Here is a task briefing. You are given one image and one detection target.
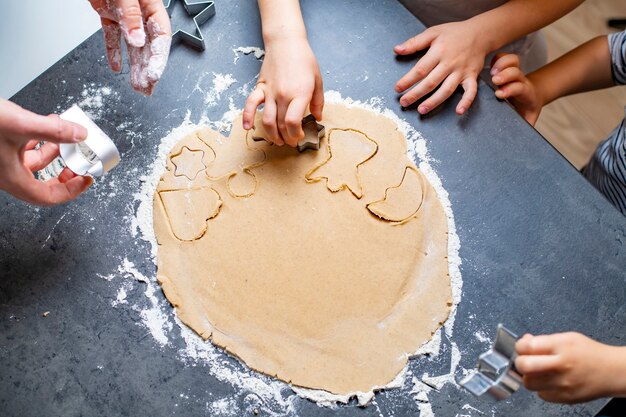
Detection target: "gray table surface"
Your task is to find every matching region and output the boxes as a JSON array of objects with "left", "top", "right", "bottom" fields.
[{"left": 2, "top": 0, "right": 625, "bottom": 416}]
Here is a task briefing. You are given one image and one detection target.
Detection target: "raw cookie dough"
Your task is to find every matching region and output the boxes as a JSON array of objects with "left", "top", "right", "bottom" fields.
[{"left": 153, "top": 103, "right": 452, "bottom": 396}]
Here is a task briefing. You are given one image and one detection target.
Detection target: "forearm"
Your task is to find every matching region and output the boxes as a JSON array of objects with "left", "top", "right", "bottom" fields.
[
  {"left": 601, "top": 346, "right": 626, "bottom": 397},
  {"left": 258, "top": 0, "right": 307, "bottom": 43},
  {"left": 528, "top": 36, "right": 613, "bottom": 106},
  {"left": 470, "top": 0, "right": 583, "bottom": 53}
]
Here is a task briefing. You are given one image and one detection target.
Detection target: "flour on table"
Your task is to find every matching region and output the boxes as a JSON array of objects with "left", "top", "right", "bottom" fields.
[
  {"left": 77, "top": 83, "right": 118, "bottom": 120},
  {"left": 232, "top": 46, "right": 265, "bottom": 64},
  {"left": 116, "top": 92, "right": 464, "bottom": 415},
  {"left": 205, "top": 73, "right": 237, "bottom": 106}
]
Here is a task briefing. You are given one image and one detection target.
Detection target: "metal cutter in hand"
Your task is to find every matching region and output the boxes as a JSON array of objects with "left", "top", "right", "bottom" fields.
[{"left": 459, "top": 324, "right": 523, "bottom": 400}]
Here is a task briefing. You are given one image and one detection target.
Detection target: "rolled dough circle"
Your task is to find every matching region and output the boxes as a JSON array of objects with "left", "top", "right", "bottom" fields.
[{"left": 153, "top": 103, "right": 452, "bottom": 395}]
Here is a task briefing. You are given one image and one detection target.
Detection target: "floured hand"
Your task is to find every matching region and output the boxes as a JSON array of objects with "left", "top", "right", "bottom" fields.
[{"left": 89, "top": 0, "right": 172, "bottom": 95}]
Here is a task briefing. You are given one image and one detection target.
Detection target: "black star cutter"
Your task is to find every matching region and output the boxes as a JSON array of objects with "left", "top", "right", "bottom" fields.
[{"left": 165, "top": 0, "right": 216, "bottom": 51}]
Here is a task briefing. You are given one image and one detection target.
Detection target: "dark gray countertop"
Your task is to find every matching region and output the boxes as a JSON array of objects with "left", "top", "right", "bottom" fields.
[{"left": 2, "top": 0, "right": 625, "bottom": 416}]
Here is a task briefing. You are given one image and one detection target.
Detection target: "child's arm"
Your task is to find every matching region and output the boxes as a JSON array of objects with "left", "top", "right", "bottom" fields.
[
  {"left": 515, "top": 332, "right": 626, "bottom": 403},
  {"left": 490, "top": 36, "right": 613, "bottom": 125},
  {"left": 394, "top": 0, "right": 583, "bottom": 116},
  {"left": 242, "top": 0, "right": 323, "bottom": 147}
]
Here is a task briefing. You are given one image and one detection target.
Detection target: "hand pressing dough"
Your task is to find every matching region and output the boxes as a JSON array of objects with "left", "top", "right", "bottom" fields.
[{"left": 153, "top": 103, "right": 452, "bottom": 396}]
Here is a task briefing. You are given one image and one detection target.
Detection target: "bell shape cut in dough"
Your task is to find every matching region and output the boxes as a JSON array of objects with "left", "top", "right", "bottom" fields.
[
  {"left": 306, "top": 128, "right": 377, "bottom": 199},
  {"left": 154, "top": 103, "right": 452, "bottom": 397},
  {"left": 158, "top": 187, "right": 222, "bottom": 241},
  {"left": 367, "top": 167, "right": 425, "bottom": 223}
]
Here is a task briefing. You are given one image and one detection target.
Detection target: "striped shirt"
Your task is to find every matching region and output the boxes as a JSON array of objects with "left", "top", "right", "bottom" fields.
[{"left": 583, "top": 30, "right": 626, "bottom": 215}]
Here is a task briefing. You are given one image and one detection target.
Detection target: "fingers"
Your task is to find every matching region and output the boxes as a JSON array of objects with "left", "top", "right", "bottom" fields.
[
  {"left": 491, "top": 53, "right": 520, "bottom": 76},
  {"left": 400, "top": 64, "right": 448, "bottom": 108},
  {"left": 23, "top": 142, "right": 60, "bottom": 172},
  {"left": 143, "top": 1, "right": 172, "bottom": 86},
  {"left": 394, "top": 30, "right": 437, "bottom": 55},
  {"left": 310, "top": 75, "right": 324, "bottom": 121},
  {"left": 395, "top": 51, "right": 439, "bottom": 93},
  {"left": 140, "top": 0, "right": 171, "bottom": 37},
  {"left": 143, "top": 20, "right": 171, "bottom": 92},
  {"left": 102, "top": 18, "right": 123, "bottom": 73},
  {"left": 516, "top": 355, "right": 562, "bottom": 375},
  {"left": 9, "top": 169, "right": 92, "bottom": 207},
  {"left": 117, "top": 0, "right": 146, "bottom": 47},
  {"left": 456, "top": 78, "right": 477, "bottom": 115},
  {"left": 18, "top": 114, "right": 87, "bottom": 145},
  {"left": 284, "top": 97, "right": 309, "bottom": 144},
  {"left": 276, "top": 102, "right": 291, "bottom": 146},
  {"left": 125, "top": 1, "right": 172, "bottom": 96},
  {"left": 516, "top": 334, "right": 557, "bottom": 355},
  {"left": 243, "top": 87, "right": 266, "bottom": 130},
  {"left": 495, "top": 81, "right": 528, "bottom": 100},
  {"left": 261, "top": 99, "right": 284, "bottom": 146},
  {"left": 492, "top": 67, "right": 525, "bottom": 87},
  {"left": 418, "top": 73, "right": 461, "bottom": 114},
  {"left": 57, "top": 167, "right": 79, "bottom": 184},
  {"left": 523, "top": 374, "right": 561, "bottom": 392}
]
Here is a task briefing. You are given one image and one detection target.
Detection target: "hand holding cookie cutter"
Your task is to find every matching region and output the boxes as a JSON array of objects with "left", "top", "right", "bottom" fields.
[
  {"left": 252, "top": 114, "right": 325, "bottom": 152},
  {"left": 459, "top": 324, "right": 523, "bottom": 400},
  {"left": 58, "top": 105, "right": 120, "bottom": 177}
]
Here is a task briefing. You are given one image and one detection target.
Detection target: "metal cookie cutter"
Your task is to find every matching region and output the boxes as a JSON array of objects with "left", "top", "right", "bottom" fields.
[
  {"left": 58, "top": 105, "right": 120, "bottom": 177},
  {"left": 459, "top": 324, "right": 523, "bottom": 401},
  {"left": 298, "top": 114, "right": 325, "bottom": 152},
  {"left": 165, "top": 0, "right": 216, "bottom": 51},
  {"left": 252, "top": 114, "right": 326, "bottom": 153}
]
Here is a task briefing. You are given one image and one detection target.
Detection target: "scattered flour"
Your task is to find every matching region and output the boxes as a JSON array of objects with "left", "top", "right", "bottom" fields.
[
  {"left": 121, "top": 91, "right": 463, "bottom": 414},
  {"left": 116, "top": 258, "right": 172, "bottom": 346},
  {"left": 232, "top": 46, "right": 265, "bottom": 64},
  {"left": 77, "top": 84, "right": 118, "bottom": 120},
  {"left": 462, "top": 403, "right": 485, "bottom": 414},
  {"left": 475, "top": 330, "right": 490, "bottom": 344},
  {"left": 111, "top": 286, "right": 128, "bottom": 307},
  {"left": 205, "top": 73, "right": 237, "bottom": 106}
]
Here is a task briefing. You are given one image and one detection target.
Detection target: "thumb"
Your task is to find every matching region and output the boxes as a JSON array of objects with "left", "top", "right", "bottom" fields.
[{"left": 117, "top": 0, "right": 146, "bottom": 47}]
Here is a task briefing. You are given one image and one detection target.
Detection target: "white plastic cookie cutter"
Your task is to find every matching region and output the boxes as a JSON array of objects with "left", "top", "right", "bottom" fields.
[{"left": 58, "top": 105, "right": 120, "bottom": 177}]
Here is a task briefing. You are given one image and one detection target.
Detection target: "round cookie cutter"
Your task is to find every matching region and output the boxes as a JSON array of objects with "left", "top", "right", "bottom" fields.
[{"left": 58, "top": 105, "right": 120, "bottom": 177}]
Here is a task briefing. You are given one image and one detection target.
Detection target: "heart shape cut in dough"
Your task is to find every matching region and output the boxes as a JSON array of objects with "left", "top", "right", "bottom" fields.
[{"left": 153, "top": 104, "right": 452, "bottom": 396}]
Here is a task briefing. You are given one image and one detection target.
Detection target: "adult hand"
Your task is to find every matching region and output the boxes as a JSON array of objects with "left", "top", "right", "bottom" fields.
[
  {"left": 0, "top": 99, "right": 93, "bottom": 206},
  {"left": 394, "top": 20, "right": 488, "bottom": 115},
  {"left": 89, "top": 0, "right": 172, "bottom": 95},
  {"left": 516, "top": 332, "right": 626, "bottom": 403},
  {"left": 242, "top": 36, "right": 323, "bottom": 147}
]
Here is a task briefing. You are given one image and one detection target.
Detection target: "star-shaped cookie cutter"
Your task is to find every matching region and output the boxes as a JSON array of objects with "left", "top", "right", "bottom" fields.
[
  {"left": 298, "top": 114, "right": 325, "bottom": 152},
  {"left": 251, "top": 114, "right": 326, "bottom": 153},
  {"left": 165, "top": 0, "right": 216, "bottom": 51}
]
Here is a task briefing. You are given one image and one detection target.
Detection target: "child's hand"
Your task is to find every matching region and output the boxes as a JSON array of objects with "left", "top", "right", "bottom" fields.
[
  {"left": 515, "top": 332, "right": 626, "bottom": 404},
  {"left": 0, "top": 100, "right": 93, "bottom": 206},
  {"left": 490, "top": 53, "right": 543, "bottom": 125},
  {"left": 243, "top": 36, "right": 323, "bottom": 147},
  {"left": 394, "top": 21, "right": 487, "bottom": 116}
]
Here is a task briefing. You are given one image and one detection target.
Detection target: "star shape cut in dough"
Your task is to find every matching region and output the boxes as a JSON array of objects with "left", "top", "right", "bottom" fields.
[{"left": 171, "top": 147, "right": 207, "bottom": 180}]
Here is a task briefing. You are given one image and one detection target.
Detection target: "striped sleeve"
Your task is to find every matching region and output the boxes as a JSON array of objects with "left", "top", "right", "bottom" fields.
[{"left": 609, "top": 30, "right": 626, "bottom": 85}]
